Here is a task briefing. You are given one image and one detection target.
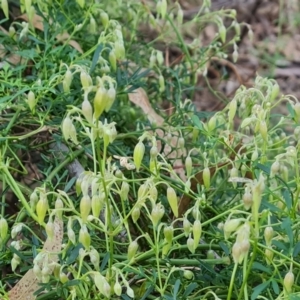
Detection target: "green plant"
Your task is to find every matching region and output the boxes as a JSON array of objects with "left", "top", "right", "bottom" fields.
[{"left": 1, "top": 0, "right": 300, "bottom": 300}]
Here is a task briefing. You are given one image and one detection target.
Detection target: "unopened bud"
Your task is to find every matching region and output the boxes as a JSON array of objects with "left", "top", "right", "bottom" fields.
[
  {"left": 127, "top": 240, "right": 138, "bottom": 261},
  {"left": 79, "top": 225, "right": 91, "bottom": 249},
  {"left": 187, "top": 236, "right": 195, "bottom": 254},
  {"left": 264, "top": 226, "right": 274, "bottom": 246},
  {"left": 193, "top": 220, "right": 202, "bottom": 249},
  {"left": 164, "top": 226, "right": 174, "bottom": 244},
  {"left": 80, "top": 195, "right": 91, "bottom": 223},
  {"left": 133, "top": 141, "right": 145, "bottom": 172},
  {"left": 203, "top": 167, "right": 211, "bottom": 189},
  {"left": 100, "top": 11, "right": 109, "bottom": 28},
  {"left": 183, "top": 218, "right": 191, "bottom": 237},
  {"left": 151, "top": 203, "right": 165, "bottom": 227},
  {"left": 167, "top": 187, "right": 178, "bottom": 217},
  {"left": 0, "top": 217, "right": 8, "bottom": 240},
  {"left": 27, "top": 90, "right": 37, "bottom": 112},
  {"left": 36, "top": 196, "right": 48, "bottom": 225},
  {"left": 132, "top": 207, "right": 141, "bottom": 223},
  {"left": 185, "top": 156, "right": 192, "bottom": 177},
  {"left": 283, "top": 271, "right": 294, "bottom": 294}
]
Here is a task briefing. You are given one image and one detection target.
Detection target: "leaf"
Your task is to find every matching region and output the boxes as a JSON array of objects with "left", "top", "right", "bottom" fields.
[
  {"left": 128, "top": 87, "right": 164, "bottom": 126},
  {"left": 271, "top": 279, "right": 280, "bottom": 295},
  {"left": 183, "top": 283, "right": 198, "bottom": 297},
  {"left": 251, "top": 281, "right": 270, "bottom": 300},
  {"left": 282, "top": 189, "right": 293, "bottom": 210},
  {"left": 9, "top": 217, "right": 64, "bottom": 300},
  {"left": 90, "top": 43, "right": 103, "bottom": 73},
  {"left": 17, "top": 14, "right": 83, "bottom": 53},
  {"left": 293, "top": 241, "right": 300, "bottom": 257},
  {"left": 252, "top": 261, "right": 272, "bottom": 274},
  {"left": 173, "top": 279, "right": 181, "bottom": 299}
]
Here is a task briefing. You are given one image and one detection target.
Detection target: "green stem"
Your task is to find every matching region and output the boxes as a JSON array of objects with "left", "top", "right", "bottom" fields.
[
  {"left": 227, "top": 262, "right": 238, "bottom": 300},
  {"left": 1, "top": 164, "right": 39, "bottom": 224}
]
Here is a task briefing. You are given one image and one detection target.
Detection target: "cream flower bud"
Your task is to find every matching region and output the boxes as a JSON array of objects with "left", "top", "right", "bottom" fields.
[
  {"left": 100, "top": 11, "right": 109, "bottom": 28},
  {"left": 94, "top": 86, "right": 107, "bottom": 119},
  {"left": 219, "top": 24, "right": 226, "bottom": 43},
  {"left": 55, "top": 198, "right": 64, "bottom": 219},
  {"left": 232, "top": 242, "right": 241, "bottom": 264},
  {"left": 178, "top": 137, "right": 185, "bottom": 150},
  {"left": 132, "top": 207, "right": 141, "bottom": 223},
  {"left": 0, "top": 217, "right": 8, "bottom": 240},
  {"left": 11, "top": 254, "right": 21, "bottom": 271},
  {"left": 265, "top": 248, "right": 273, "bottom": 265},
  {"left": 109, "top": 50, "right": 117, "bottom": 71},
  {"left": 27, "top": 90, "right": 37, "bottom": 112},
  {"left": 151, "top": 203, "right": 164, "bottom": 227},
  {"left": 114, "top": 281, "right": 122, "bottom": 296},
  {"left": 105, "top": 86, "right": 116, "bottom": 112},
  {"left": 60, "top": 272, "right": 68, "bottom": 284},
  {"left": 81, "top": 98, "right": 93, "bottom": 124},
  {"left": 185, "top": 156, "right": 192, "bottom": 177},
  {"left": 63, "top": 69, "right": 73, "bottom": 93},
  {"left": 67, "top": 227, "right": 76, "bottom": 245},
  {"left": 183, "top": 218, "right": 191, "bottom": 237},
  {"left": 89, "top": 248, "right": 100, "bottom": 269},
  {"left": 45, "top": 219, "right": 54, "bottom": 240},
  {"left": 156, "top": 50, "right": 164, "bottom": 65},
  {"left": 187, "top": 236, "right": 195, "bottom": 254},
  {"left": 224, "top": 218, "right": 242, "bottom": 240},
  {"left": 126, "top": 285, "right": 134, "bottom": 298},
  {"left": 11, "top": 224, "right": 23, "bottom": 239},
  {"left": 242, "top": 191, "right": 253, "bottom": 210},
  {"left": 36, "top": 195, "right": 48, "bottom": 225},
  {"left": 79, "top": 225, "right": 91, "bottom": 249},
  {"left": 33, "top": 263, "right": 42, "bottom": 278},
  {"left": 120, "top": 181, "right": 130, "bottom": 201},
  {"left": 283, "top": 271, "right": 294, "bottom": 294},
  {"left": 264, "top": 226, "right": 274, "bottom": 246},
  {"left": 80, "top": 71, "right": 92, "bottom": 89},
  {"left": 228, "top": 99, "right": 237, "bottom": 122},
  {"left": 164, "top": 226, "right": 174, "bottom": 244},
  {"left": 150, "top": 145, "right": 158, "bottom": 159},
  {"left": 89, "top": 16, "right": 96, "bottom": 34},
  {"left": 149, "top": 185, "right": 158, "bottom": 202},
  {"left": 114, "top": 41, "right": 125, "bottom": 59},
  {"left": 203, "top": 167, "right": 211, "bottom": 189},
  {"left": 167, "top": 187, "right": 178, "bottom": 217},
  {"left": 80, "top": 195, "right": 91, "bottom": 223},
  {"left": 159, "top": 75, "right": 165, "bottom": 93},
  {"left": 193, "top": 220, "right": 202, "bottom": 249},
  {"left": 127, "top": 240, "right": 138, "bottom": 261},
  {"left": 133, "top": 141, "right": 145, "bottom": 172},
  {"left": 92, "top": 194, "right": 103, "bottom": 218},
  {"left": 183, "top": 270, "right": 194, "bottom": 280},
  {"left": 259, "top": 120, "right": 268, "bottom": 141},
  {"left": 62, "top": 116, "right": 73, "bottom": 142}
]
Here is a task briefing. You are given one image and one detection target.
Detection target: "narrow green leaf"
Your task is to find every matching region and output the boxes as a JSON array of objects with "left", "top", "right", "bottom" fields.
[
  {"left": 252, "top": 261, "right": 272, "bottom": 274},
  {"left": 282, "top": 189, "right": 292, "bottom": 210},
  {"left": 183, "top": 283, "right": 198, "bottom": 297},
  {"left": 251, "top": 281, "right": 270, "bottom": 300},
  {"left": 271, "top": 279, "right": 280, "bottom": 295},
  {"left": 293, "top": 241, "right": 300, "bottom": 257},
  {"left": 173, "top": 279, "right": 181, "bottom": 299}
]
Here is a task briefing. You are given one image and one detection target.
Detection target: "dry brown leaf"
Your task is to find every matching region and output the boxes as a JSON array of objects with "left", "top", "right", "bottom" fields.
[
  {"left": 8, "top": 217, "right": 64, "bottom": 300},
  {"left": 128, "top": 87, "right": 164, "bottom": 126}
]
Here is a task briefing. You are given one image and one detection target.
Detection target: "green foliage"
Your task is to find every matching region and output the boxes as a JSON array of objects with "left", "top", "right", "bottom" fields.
[{"left": 1, "top": 0, "right": 300, "bottom": 300}]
